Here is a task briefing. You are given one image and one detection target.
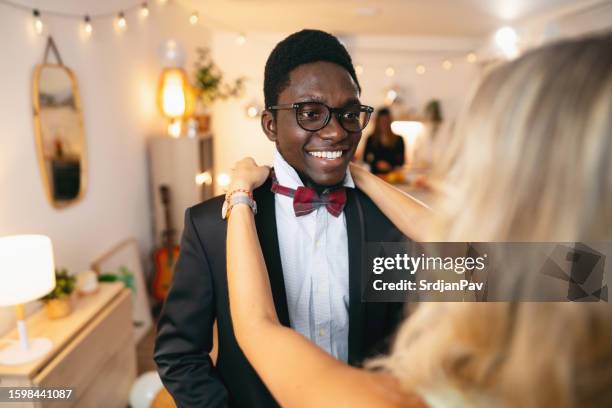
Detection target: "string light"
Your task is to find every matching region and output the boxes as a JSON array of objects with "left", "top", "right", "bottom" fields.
[
  {"left": 83, "top": 15, "right": 93, "bottom": 36},
  {"left": 235, "top": 33, "right": 246, "bottom": 46},
  {"left": 13, "top": 3, "right": 479, "bottom": 78},
  {"left": 385, "top": 89, "right": 398, "bottom": 105},
  {"left": 140, "top": 2, "right": 150, "bottom": 18},
  {"left": 32, "top": 9, "right": 43, "bottom": 35},
  {"left": 217, "top": 173, "right": 231, "bottom": 189},
  {"left": 195, "top": 171, "right": 213, "bottom": 186},
  {"left": 116, "top": 11, "right": 127, "bottom": 31},
  {"left": 495, "top": 26, "right": 519, "bottom": 59}
]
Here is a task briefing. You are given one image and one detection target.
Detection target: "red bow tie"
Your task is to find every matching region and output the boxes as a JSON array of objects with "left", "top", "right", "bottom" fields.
[{"left": 271, "top": 172, "right": 347, "bottom": 217}]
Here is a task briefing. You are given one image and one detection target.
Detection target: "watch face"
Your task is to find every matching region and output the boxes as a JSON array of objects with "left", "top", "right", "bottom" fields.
[{"left": 221, "top": 199, "right": 229, "bottom": 219}]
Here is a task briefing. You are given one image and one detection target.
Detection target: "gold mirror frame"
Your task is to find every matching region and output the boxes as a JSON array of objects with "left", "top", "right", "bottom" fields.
[{"left": 32, "top": 39, "right": 88, "bottom": 209}]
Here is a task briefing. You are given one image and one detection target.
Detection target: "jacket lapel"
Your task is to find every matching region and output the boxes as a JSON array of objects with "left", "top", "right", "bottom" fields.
[
  {"left": 345, "top": 188, "right": 366, "bottom": 364},
  {"left": 254, "top": 178, "right": 291, "bottom": 327}
]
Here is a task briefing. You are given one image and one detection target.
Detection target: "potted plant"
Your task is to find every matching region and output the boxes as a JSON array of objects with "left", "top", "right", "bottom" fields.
[
  {"left": 40, "top": 268, "right": 76, "bottom": 319},
  {"left": 192, "top": 47, "right": 245, "bottom": 131}
]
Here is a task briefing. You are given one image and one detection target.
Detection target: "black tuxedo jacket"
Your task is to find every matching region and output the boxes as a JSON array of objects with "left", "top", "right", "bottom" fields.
[{"left": 154, "top": 178, "right": 406, "bottom": 407}]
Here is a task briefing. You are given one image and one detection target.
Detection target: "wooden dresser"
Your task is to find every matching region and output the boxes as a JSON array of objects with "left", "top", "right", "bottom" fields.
[{"left": 0, "top": 282, "right": 136, "bottom": 408}]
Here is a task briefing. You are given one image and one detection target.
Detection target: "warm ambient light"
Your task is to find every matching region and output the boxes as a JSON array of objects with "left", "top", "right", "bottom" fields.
[
  {"left": 140, "top": 2, "right": 150, "bottom": 18},
  {"left": 391, "top": 120, "right": 425, "bottom": 165},
  {"left": 391, "top": 121, "right": 424, "bottom": 141},
  {"left": 355, "top": 65, "right": 364, "bottom": 75},
  {"left": 442, "top": 60, "right": 453, "bottom": 70},
  {"left": 33, "top": 9, "right": 43, "bottom": 35},
  {"left": 385, "top": 66, "right": 395, "bottom": 77},
  {"left": 495, "top": 26, "right": 519, "bottom": 59},
  {"left": 195, "top": 171, "right": 213, "bottom": 186},
  {"left": 116, "top": 12, "right": 127, "bottom": 31},
  {"left": 168, "top": 120, "right": 182, "bottom": 138},
  {"left": 466, "top": 52, "right": 477, "bottom": 63},
  {"left": 385, "top": 89, "right": 398, "bottom": 105},
  {"left": 189, "top": 12, "right": 199, "bottom": 25},
  {"left": 0, "top": 235, "right": 55, "bottom": 365},
  {"left": 157, "top": 68, "right": 195, "bottom": 138},
  {"left": 217, "top": 173, "right": 231, "bottom": 188},
  {"left": 246, "top": 105, "right": 259, "bottom": 118},
  {"left": 235, "top": 33, "right": 246, "bottom": 46},
  {"left": 416, "top": 64, "right": 426, "bottom": 75},
  {"left": 83, "top": 15, "right": 93, "bottom": 36}
]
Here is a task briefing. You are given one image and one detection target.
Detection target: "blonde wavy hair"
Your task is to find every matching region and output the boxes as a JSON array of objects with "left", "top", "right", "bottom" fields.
[{"left": 372, "top": 32, "right": 612, "bottom": 408}]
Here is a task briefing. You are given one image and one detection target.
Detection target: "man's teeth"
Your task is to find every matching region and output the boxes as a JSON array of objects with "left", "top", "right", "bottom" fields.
[{"left": 308, "top": 151, "right": 343, "bottom": 159}]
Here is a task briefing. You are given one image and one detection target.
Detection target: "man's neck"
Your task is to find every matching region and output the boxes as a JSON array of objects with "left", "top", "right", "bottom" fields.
[{"left": 297, "top": 172, "right": 343, "bottom": 195}]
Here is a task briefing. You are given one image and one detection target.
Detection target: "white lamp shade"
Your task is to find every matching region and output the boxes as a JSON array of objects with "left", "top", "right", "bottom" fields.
[{"left": 0, "top": 235, "right": 56, "bottom": 306}]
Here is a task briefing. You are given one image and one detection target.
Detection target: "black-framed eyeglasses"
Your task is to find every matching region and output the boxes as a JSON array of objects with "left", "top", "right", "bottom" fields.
[{"left": 267, "top": 101, "right": 374, "bottom": 132}]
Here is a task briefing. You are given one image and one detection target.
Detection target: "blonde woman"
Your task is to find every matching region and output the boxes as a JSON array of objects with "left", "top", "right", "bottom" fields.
[{"left": 225, "top": 31, "right": 612, "bottom": 407}]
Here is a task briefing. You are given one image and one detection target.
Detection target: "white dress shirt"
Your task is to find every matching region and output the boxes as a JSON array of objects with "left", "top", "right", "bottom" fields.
[{"left": 273, "top": 149, "right": 353, "bottom": 362}]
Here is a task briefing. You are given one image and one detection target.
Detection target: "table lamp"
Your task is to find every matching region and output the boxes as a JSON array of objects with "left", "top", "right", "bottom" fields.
[{"left": 0, "top": 235, "right": 56, "bottom": 365}]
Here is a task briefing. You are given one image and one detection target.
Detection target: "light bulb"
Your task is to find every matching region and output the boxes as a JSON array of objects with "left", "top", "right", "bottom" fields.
[
  {"left": 355, "top": 65, "right": 364, "bottom": 75},
  {"left": 235, "top": 33, "right": 246, "bottom": 46},
  {"left": 442, "top": 60, "right": 453, "bottom": 70},
  {"left": 385, "top": 67, "right": 395, "bottom": 77},
  {"left": 246, "top": 106, "right": 259, "bottom": 118},
  {"left": 116, "top": 12, "right": 127, "bottom": 31},
  {"left": 140, "top": 2, "right": 150, "bottom": 18},
  {"left": 189, "top": 12, "right": 199, "bottom": 25},
  {"left": 495, "top": 26, "right": 519, "bottom": 59},
  {"left": 33, "top": 10, "right": 43, "bottom": 35},
  {"left": 466, "top": 52, "right": 477, "bottom": 63},
  {"left": 168, "top": 119, "right": 182, "bottom": 138},
  {"left": 416, "top": 64, "right": 426, "bottom": 75},
  {"left": 217, "top": 173, "right": 231, "bottom": 188},
  {"left": 195, "top": 171, "right": 212, "bottom": 186},
  {"left": 385, "top": 89, "right": 398, "bottom": 104},
  {"left": 84, "top": 15, "right": 93, "bottom": 36}
]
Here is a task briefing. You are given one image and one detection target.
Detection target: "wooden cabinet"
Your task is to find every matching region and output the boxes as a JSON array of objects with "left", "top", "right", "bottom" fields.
[{"left": 0, "top": 283, "right": 136, "bottom": 407}]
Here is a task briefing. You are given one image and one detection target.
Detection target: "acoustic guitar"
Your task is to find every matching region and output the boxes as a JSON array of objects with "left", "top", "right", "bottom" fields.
[{"left": 152, "top": 185, "right": 180, "bottom": 302}]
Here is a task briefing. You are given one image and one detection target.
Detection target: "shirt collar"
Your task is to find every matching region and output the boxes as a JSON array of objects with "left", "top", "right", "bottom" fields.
[{"left": 273, "top": 148, "right": 355, "bottom": 190}]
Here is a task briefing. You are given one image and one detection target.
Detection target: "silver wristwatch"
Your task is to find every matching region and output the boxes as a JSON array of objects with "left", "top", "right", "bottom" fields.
[{"left": 221, "top": 194, "right": 257, "bottom": 220}]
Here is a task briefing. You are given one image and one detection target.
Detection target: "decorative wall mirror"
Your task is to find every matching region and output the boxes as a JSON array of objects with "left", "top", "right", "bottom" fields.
[{"left": 32, "top": 37, "right": 87, "bottom": 209}]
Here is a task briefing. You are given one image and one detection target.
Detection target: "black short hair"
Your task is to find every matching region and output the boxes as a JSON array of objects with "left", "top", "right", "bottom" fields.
[
  {"left": 376, "top": 107, "right": 391, "bottom": 117},
  {"left": 264, "top": 29, "right": 361, "bottom": 108}
]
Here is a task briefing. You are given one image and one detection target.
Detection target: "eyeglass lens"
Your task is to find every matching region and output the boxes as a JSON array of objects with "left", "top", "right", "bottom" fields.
[{"left": 296, "top": 103, "right": 370, "bottom": 132}]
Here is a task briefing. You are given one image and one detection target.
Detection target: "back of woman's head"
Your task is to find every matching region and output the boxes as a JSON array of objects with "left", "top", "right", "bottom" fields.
[
  {"left": 374, "top": 32, "right": 612, "bottom": 408},
  {"left": 437, "top": 31, "right": 612, "bottom": 242}
]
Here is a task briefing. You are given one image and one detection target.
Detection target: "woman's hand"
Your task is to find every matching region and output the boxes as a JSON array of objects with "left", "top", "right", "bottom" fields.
[
  {"left": 349, "top": 162, "right": 371, "bottom": 189},
  {"left": 228, "top": 157, "right": 270, "bottom": 192}
]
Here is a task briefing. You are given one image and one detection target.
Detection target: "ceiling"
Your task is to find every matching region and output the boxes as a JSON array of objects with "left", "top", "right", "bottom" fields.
[{"left": 16, "top": 0, "right": 594, "bottom": 37}]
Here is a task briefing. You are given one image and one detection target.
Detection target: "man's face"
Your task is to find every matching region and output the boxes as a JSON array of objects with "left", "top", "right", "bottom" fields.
[{"left": 262, "top": 61, "right": 362, "bottom": 186}]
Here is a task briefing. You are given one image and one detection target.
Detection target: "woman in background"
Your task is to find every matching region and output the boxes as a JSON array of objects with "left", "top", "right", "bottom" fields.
[
  {"left": 225, "top": 31, "right": 612, "bottom": 407},
  {"left": 363, "top": 107, "right": 405, "bottom": 174}
]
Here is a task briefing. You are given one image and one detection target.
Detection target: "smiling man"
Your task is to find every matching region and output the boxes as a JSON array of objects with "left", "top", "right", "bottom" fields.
[{"left": 154, "top": 29, "right": 406, "bottom": 408}]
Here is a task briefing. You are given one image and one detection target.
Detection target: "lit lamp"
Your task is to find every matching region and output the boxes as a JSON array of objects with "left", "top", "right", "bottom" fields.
[
  {"left": 391, "top": 120, "right": 425, "bottom": 166},
  {"left": 0, "top": 235, "right": 55, "bottom": 365},
  {"left": 157, "top": 68, "right": 194, "bottom": 138}
]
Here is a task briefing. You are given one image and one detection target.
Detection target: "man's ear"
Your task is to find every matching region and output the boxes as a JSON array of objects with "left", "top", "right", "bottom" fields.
[{"left": 261, "top": 110, "right": 277, "bottom": 142}]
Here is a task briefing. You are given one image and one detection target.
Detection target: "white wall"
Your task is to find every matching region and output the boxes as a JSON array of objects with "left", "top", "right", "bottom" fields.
[
  {"left": 0, "top": 2, "right": 211, "bottom": 335},
  {"left": 210, "top": 31, "right": 481, "bottom": 190}
]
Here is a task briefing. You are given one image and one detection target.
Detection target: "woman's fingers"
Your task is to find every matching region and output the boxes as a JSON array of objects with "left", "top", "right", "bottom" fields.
[{"left": 229, "top": 157, "right": 271, "bottom": 191}]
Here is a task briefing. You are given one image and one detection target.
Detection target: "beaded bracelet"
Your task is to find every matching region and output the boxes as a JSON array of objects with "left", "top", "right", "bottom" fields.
[{"left": 225, "top": 188, "right": 253, "bottom": 203}]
